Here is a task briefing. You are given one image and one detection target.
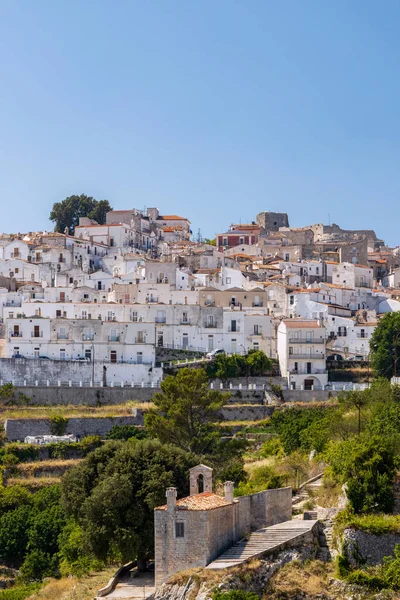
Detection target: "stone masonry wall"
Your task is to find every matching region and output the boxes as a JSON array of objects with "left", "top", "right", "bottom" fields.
[
  {"left": 342, "top": 528, "right": 400, "bottom": 567},
  {"left": 5, "top": 413, "right": 144, "bottom": 441},
  {"left": 15, "top": 386, "right": 156, "bottom": 406}
]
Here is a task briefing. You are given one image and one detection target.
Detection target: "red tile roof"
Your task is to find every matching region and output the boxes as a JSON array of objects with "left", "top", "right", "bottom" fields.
[{"left": 156, "top": 492, "right": 232, "bottom": 511}]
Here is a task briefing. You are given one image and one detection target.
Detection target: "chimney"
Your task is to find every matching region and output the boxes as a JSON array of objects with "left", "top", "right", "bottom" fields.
[
  {"left": 166, "top": 487, "right": 177, "bottom": 512},
  {"left": 224, "top": 481, "right": 235, "bottom": 503}
]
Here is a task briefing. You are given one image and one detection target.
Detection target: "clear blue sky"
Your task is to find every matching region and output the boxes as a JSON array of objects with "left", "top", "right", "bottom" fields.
[{"left": 1, "top": 0, "right": 400, "bottom": 244}]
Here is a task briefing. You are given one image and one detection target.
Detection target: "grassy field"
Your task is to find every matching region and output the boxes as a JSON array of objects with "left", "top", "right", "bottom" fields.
[
  {"left": 0, "top": 401, "right": 153, "bottom": 421},
  {"left": 26, "top": 567, "right": 117, "bottom": 600}
]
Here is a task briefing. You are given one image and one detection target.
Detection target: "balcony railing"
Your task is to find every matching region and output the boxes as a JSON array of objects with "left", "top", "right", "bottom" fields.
[
  {"left": 146, "top": 297, "right": 159, "bottom": 303},
  {"left": 288, "top": 338, "right": 325, "bottom": 344},
  {"left": 31, "top": 332, "right": 43, "bottom": 338},
  {"left": 82, "top": 334, "right": 94, "bottom": 341},
  {"left": 135, "top": 337, "right": 147, "bottom": 344},
  {"left": 108, "top": 335, "right": 120, "bottom": 342},
  {"left": 290, "top": 368, "right": 327, "bottom": 375},
  {"left": 155, "top": 317, "right": 166, "bottom": 323},
  {"left": 289, "top": 353, "right": 325, "bottom": 359},
  {"left": 205, "top": 301, "right": 215, "bottom": 307},
  {"left": 180, "top": 319, "right": 190, "bottom": 325},
  {"left": 356, "top": 333, "right": 368, "bottom": 339},
  {"left": 252, "top": 302, "right": 263, "bottom": 307},
  {"left": 10, "top": 332, "right": 22, "bottom": 337},
  {"left": 228, "top": 326, "right": 240, "bottom": 332},
  {"left": 204, "top": 323, "right": 217, "bottom": 328},
  {"left": 57, "top": 333, "right": 69, "bottom": 340}
]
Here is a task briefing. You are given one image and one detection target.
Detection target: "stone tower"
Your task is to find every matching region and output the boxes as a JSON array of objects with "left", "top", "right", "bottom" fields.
[
  {"left": 256, "top": 211, "right": 289, "bottom": 233},
  {"left": 189, "top": 464, "right": 213, "bottom": 495}
]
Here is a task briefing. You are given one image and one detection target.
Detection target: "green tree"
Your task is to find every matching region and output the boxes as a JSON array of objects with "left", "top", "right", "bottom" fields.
[
  {"left": 0, "top": 505, "right": 32, "bottom": 565},
  {"left": 145, "top": 368, "right": 228, "bottom": 454},
  {"left": 61, "top": 439, "right": 197, "bottom": 565},
  {"left": 106, "top": 424, "right": 147, "bottom": 441},
  {"left": 203, "top": 238, "right": 216, "bottom": 246},
  {"left": 326, "top": 434, "right": 399, "bottom": 513},
  {"left": 49, "top": 194, "right": 112, "bottom": 234},
  {"left": 383, "top": 544, "right": 400, "bottom": 589},
  {"left": 246, "top": 350, "right": 272, "bottom": 376},
  {"left": 370, "top": 312, "right": 400, "bottom": 379},
  {"left": 338, "top": 390, "right": 370, "bottom": 435}
]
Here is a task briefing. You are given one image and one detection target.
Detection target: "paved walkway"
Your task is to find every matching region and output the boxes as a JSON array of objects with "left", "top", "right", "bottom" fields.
[
  {"left": 96, "top": 572, "right": 155, "bottom": 599},
  {"left": 206, "top": 519, "right": 318, "bottom": 569}
]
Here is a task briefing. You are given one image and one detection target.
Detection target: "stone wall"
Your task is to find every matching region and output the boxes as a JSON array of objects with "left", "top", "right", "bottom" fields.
[
  {"left": 342, "top": 528, "right": 400, "bottom": 567},
  {"left": 5, "top": 413, "right": 144, "bottom": 441},
  {"left": 15, "top": 386, "right": 156, "bottom": 406},
  {"left": 393, "top": 474, "right": 400, "bottom": 515},
  {"left": 282, "top": 390, "right": 337, "bottom": 403},
  {"left": 220, "top": 405, "right": 274, "bottom": 421},
  {"left": 236, "top": 487, "right": 292, "bottom": 534}
]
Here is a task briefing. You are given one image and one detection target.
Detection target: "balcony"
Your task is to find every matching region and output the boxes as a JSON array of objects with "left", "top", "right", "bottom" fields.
[
  {"left": 228, "top": 326, "right": 240, "bottom": 332},
  {"left": 135, "top": 337, "right": 147, "bottom": 344},
  {"left": 180, "top": 319, "right": 190, "bottom": 325},
  {"left": 288, "top": 338, "right": 325, "bottom": 344},
  {"left": 10, "top": 332, "right": 22, "bottom": 337},
  {"left": 290, "top": 368, "right": 327, "bottom": 375},
  {"left": 108, "top": 335, "right": 121, "bottom": 342},
  {"left": 82, "top": 334, "right": 94, "bottom": 341},
  {"left": 146, "top": 297, "right": 159, "bottom": 303},
  {"left": 252, "top": 302, "right": 263, "bottom": 307},
  {"left": 289, "top": 353, "right": 325, "bottom": 359},
  {"left": 57, "top": 333, "right": 69, "bottom": 340},
  {"left": 356, "top": 333, "right": 368, "bottom": 339},
  {"left": 31, "top": 332, "right": 43, "bottom": 338},
  {"left": 205, "top": 301, "right": 215, "bottom": 307},
  {"left": 155, "top": 317, "right": 166, "bottom": 323},
  {"left": 204, "top": 323, "right": 217, "bottom": 328}
]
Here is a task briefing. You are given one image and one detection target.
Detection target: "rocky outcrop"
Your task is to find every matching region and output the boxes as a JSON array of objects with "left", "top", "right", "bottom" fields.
[{"left": 342, "top": 528, "right": 400, "bottom": 568}]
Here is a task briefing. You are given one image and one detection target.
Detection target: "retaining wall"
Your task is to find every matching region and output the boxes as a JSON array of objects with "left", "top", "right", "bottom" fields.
[
  {"left": 343, "top": 528, "right": 400, "bottom": 567},
  {"left": 220, "top": 405, "right": 274, "bottom": 421},
  {"left": 15, "top": 386, "right": 156, "bottom": 405},
  {"left": 5, "top": 412, "right": 144, "bottom": 442}
]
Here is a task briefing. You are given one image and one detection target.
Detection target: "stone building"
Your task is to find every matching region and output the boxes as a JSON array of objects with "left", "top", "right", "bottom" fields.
[
  {"left": 256, "top": 211, "right": 289, "bottom": 233},
  {"left": 154, "top": 464, "right": 292, "bottom": 587}
]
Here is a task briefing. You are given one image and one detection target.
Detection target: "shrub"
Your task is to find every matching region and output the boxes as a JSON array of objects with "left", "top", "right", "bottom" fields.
[
  {"left": 346, "top": 570, "right": 385, "bottom": 590},
  {"left": 19, "top": 550, "right": 54, "bottom": 582},
  {"left": 106, "top": 425, "right": 147, "bottom": 441},
  {"left": 260, "top": 437, "right": 284, "bottom": 458},
  {"left": 235, "top": 465, "right": 283, "bottom": 496},
  {"left": 0, "top": 583, "right": 41, "bottom": 599},
  {"left": 213, "top": 591, "right": 260, "bottom": 600},
  {"left": 2, "top": 454, "right": 19, "bottom": 468},
  {"left": 49, "top": 416, "right": 68, "bottom": 436},
  {"left": 79, "top": 435, "right": 103, "bottom": 452},
  {"left": 382, "top": 544, "right": 400, "bottom": 589}
]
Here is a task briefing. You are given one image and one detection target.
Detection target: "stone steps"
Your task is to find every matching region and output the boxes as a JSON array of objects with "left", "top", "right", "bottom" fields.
[{"left": 207, "top": 521, "right": 318, "bottom": 569}]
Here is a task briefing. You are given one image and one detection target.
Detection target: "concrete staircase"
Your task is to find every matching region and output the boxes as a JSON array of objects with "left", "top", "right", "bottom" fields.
[{"left": 206, "top": 520, "right": 318, "bottom": 569}]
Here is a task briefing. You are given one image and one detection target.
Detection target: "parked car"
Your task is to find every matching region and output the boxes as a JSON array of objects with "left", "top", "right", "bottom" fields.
[
  {"left": 348, "top": 355, "right": 365, "bottom": 361},
  {"left": 206, "top": 348, "right": 225, "bottom": 359},
  {"left": 327, "top": 354, "right": 343, "bottom": 361},
  {"left": 12, "top": 353, "right": 24, "bottom": 359}
]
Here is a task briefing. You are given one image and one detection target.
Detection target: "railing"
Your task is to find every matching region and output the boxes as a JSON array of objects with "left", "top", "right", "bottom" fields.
[
  {"left": 180, "top": 319, "right": 190, "bottom": 325},
  {"left": 290, "top": 368, "right": 327, "bottom": 375},
  {"left": 155, "top": 317, "right": 166, "bottom": 323},
  {"left": 82, "top": 335, "right": 94, "bottom": 341},
  {"left": 134, "top": 337, "right": 147, "bottom": 344},
  {"left": 162, "top": 343, "right": 207, "bottom": 353},
  {"left": 289, "top": 353, "right": 325, "bottom": 359},
  {"left": 31, "top": 332, "right": 43, "bottom": 338},
  {"left": 356, "top": 333, "right": 368, "bottom": 338},
  {"left": 57, "top": 333, "right": 69, "bottom": 339},
  {"left": 289, "top": 338, "right": 325, "bottom": 344},
  {"left": 205, "top": 301, "right": 215, "bottom": 307},
  {"left": 4, "top": 302, "right": 22, "bottom": 307},
  {"left": 228, "top": 326, "right": 240, "bottom": 332},
  {"left": 356, "top": 282, "right": 372, "bottom": 288},
  {"left": 204, "top": 323, "right": 217, "bottom": 328},
  {"left": 9, "top": 332, "right": 22, "bottom": 337},
  {"left": 146, "top": 297, "right": 159, "bottom": 303},
  {"left": 108, "top": 335, "right": 121, "bottom": 342},
  {"left": 252, "top": 302, "right": 263, "bottom": 307}
]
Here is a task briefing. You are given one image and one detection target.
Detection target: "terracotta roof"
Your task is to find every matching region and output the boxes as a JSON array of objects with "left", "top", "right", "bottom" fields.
[
  {"left": 282, "top": 319, "right": 323, "bottom": 329},
  {"left": 156, "top": 492, "right": 232, "bottom": 511}
]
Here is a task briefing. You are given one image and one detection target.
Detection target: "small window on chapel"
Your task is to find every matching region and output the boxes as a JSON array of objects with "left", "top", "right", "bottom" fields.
[{"left": 175, "top": 522, "right": 185, "bottom": 538}]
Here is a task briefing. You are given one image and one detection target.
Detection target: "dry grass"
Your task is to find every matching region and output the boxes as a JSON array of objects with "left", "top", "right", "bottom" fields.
[
  {"left": 6, "top": 476, "right": 61, "bottom": 488},
  {"left": 27, "top": 567, "right": 117, "bottom": 600},
  {"left": 16, "top": 459, "right": 82, "bottom": 472},
  {"left": 266, "top": 560, "right": 335, "bottom": 597},
  {"left": 244, "top": 457, "right": 277, "bottom": 474},
  {"left": 1, "top": 401, "right": 153, "bottom": 420}
]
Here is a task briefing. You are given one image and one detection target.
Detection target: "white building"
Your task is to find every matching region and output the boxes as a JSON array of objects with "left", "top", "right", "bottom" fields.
[{"left": 277, "top": 319, "right": 328, "bottom": 390}]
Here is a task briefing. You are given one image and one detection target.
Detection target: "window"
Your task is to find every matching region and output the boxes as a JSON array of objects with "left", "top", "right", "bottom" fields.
[
  {"left": 110, "top": 350, "right": 117, "bottom": 363},
  {"left": 15, "top": 268, "right": 19, "bottom": 274},
  {"left": 60, "top": 349, "right": 66, "bottom": 360},
  {"left": 289, "top": 347, "right": 293, "bottom": 355},
  {"left": 137, "top": 352, "right": 143, "bottom": 364},
  {"left": 69, "top": 277, "right": 73, "bottom": 284},
  {"left": 34, "top": 348, "right": 39, "bottom": 358},
  {"left": 85, "top": 349, "right": 91, "bottom": 360},
  {"left": 360, "top": 329, "right": 365, "bottom": 338},
  {"left": 338, "top": 326, "right": 347, "bottom": 337},
  {"left": 239, "top": 237, "right": 244, "bottom": 245},
  {"left": 226, "top": 277, "right": 231, "bottom": 284},
  {"left": 285, "top": 253, "right": 290, "bottom": 261},
  {"left": 223, "top": 237, "right": 228, "bottom": 246},
  {"left": 182, "top": 312, "right": 188, "bottom": 323},
  {"left": 316, "top": 267, "right": 319, "bottom": 274},
  {"left": 56, "top": 310, "right": 62, "bottom": 317},
  {"left": 182, "top": 333, "right": 189, "bottom": 348},
  {"left": 175, "top": 522, "right": 184, "bottom": 538},
  {"left": 289, "top": 295, "right": 294, "bottom": 305},
  {"left": 132, "top": 311, "right": 138, "bottom": 322}
]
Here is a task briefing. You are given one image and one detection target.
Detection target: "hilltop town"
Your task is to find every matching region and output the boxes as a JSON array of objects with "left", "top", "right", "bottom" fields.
[{"left": 0, "top": 205, "right": 398, "bottom": 391}]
